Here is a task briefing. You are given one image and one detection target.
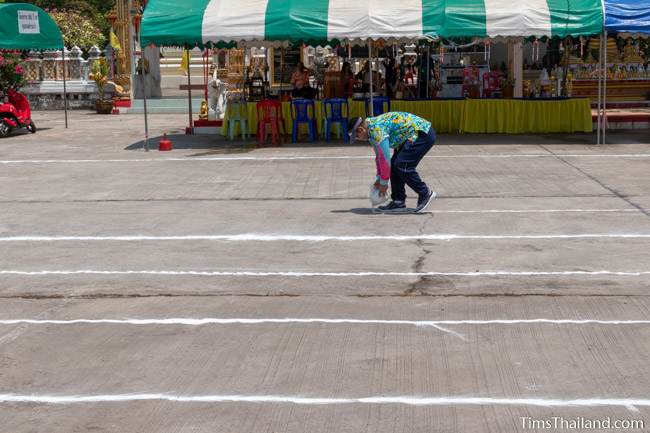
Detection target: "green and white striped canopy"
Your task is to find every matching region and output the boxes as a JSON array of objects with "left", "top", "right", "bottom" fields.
[{"left": 141, "top": 0, "right": 603, "bottom": 47}]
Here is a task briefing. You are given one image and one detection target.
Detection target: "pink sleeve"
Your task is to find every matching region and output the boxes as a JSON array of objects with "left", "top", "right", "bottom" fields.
[{"left": 375, "top": 139, "right": 391, "bottom": 185}]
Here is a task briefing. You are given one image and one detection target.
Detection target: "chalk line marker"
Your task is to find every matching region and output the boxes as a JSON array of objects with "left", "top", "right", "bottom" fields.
[
  {"left": 1, "top": 154, "right": 649, "bottom": 164},
  {"left": 4, "top": 318, "right": 649, "bottom": 342},
  {"left": 1, "top": 233, "right": 650, "bottom": 242},
  {"left": 0, "top": 394, "right": 648, "bottom": 409},
  {"left": 1, "top": 270, "right": 649, "bottom": 277},
  {"left": 2, "top": 318, "right": 648, "bottom": 326},
  {"left": 433, "top": 209, "right": 639, "bottom": 214}
]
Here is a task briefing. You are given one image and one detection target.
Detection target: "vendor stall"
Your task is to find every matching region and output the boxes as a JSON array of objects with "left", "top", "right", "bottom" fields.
[{"left": 141, "top": 0, "right": 606, "bottom": 141}]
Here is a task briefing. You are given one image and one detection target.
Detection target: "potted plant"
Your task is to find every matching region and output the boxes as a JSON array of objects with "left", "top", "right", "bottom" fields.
[
  {"left": 500, "top": 75, "right": 516, "bottom": 98},
  {"left": 89, "top": 58, "right": 113, "bottom": 114}
]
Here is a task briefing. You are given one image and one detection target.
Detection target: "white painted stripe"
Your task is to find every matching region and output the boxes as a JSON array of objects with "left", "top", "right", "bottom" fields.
[
  {"left": 0, "top": 209, "right": 640, "bottom": 215},
  {"left": 2, "top": 234, "right": 650, "bottom": 242},
  {"left": 2, "top": 318, "right": 648, "bottom": 326},
  {"left": 1, "top": 270, "right": 649, "bottom": 277},
  {"left": 327, "top": 0, "right": 423, "bottom": 40},
  {"left": 0, "top": 394, "right": 648, "bottom": 409},
  {"left": 435, "top": 209, "right": 638, "bottom": 214},
  {"left": 484, "top": 0, "right": 552, "bottom": 37},
  {"left": 202, "top": 0, "right": 268, "bottom": 43},
  {"left": 2, "top": 154, "right": 649, "bottom": 164}
]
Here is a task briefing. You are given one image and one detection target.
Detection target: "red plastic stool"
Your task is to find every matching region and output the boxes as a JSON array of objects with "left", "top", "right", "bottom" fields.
[{"left": 256, "top": 99, "right": 284, "bottom": 146}]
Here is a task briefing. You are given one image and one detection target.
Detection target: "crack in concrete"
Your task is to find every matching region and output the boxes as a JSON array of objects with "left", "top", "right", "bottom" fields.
[
  {"left": 404, "top": 213, "right": 445, "bottom": 296},
  {"left": 538, "top": 145, "right": 650, "bottom": 219}
]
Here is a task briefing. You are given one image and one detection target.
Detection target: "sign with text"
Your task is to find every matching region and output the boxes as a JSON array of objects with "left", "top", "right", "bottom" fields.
[{"left": 18, "top": 10, "right": 40, "bottom": 34}]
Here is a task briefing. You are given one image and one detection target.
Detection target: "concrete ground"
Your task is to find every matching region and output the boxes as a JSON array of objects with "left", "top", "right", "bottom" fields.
[{"left": 0, "top": 111, "right": 649, "bottom": 432}]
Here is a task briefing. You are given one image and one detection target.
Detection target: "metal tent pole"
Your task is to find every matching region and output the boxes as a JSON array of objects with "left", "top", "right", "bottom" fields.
[
  {"left": 597, "top": 33, "right": 603, "bottom": 145},
  {"left": 368, "top": 44, "right": 374, "bottom": 116},
  {"left": 61, "top": 48, "right": 69, "bottom": 129},
  {"left": 280, "top": 47, "right": 285, "bottom": 96},
  {"left": 202, "top": 49, "right": 207, "bottom": 103},
  {"left": 242, "top": 47, "right": 247, "bottom": 100},
  {"left": 187, "top": 48, "right": 193, "bottom": 134},
  {"left": 601, "top": 30, "right": 609, "bottom": 144},
  {"left": 138, "top": 31, "right": 149, "bottom": 151},
  {"left": 426, "top": 46, "right": 430, "bottom": 99}
]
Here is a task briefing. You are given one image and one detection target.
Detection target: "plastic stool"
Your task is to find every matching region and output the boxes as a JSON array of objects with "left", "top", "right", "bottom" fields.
[
  {"left": 365, "top": 96, "right": 390, "bottom": 117},
  {"left": 322, "top": 98, "right": 349, "bottom": 142},
  {"left": 256, "top": 99, "right": 283, "bottom": 146},
  {"left": 291, "top": 98, "right": 316, "bottom": 143},
  {"left": 227, "top": 100, "right": 249, "bottom": 140}
]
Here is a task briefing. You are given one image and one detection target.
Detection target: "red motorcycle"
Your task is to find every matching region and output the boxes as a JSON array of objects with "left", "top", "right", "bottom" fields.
[{"left": 0, "top": 89, "right": 36, "bottom": 137}]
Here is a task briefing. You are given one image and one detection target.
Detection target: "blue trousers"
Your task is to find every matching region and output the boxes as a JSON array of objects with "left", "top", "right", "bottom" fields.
[{"left": 390, "top": 128, "right": 436, "bottom": 202}]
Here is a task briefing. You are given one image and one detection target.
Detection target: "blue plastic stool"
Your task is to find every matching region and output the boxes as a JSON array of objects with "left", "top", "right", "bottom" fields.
[
  {"left": 227, "top": 100, "right": 249, "bottom": 141},
  {"left": 322, "top": 98, "right": 349, "bottom": 142},
  {"left": 291, "top": 99, "right": 316, "bottom": 143},
  {"left": 365, "top": 96, "right": 391, "bottom": 117}
]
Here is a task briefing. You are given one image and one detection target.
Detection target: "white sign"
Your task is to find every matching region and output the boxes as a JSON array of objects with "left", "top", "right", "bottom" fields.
[{"left": 18, "top": 10, "right": 40, "bottom": 34}]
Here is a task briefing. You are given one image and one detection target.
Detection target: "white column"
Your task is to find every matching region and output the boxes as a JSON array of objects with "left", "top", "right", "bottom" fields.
[{"left": 509, "top": 40, "right": 524, "bottom": 98}]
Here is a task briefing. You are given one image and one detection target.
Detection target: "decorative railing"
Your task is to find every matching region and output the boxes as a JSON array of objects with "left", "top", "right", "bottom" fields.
[
  {"left": 23, "top": 45, "right": 105, "bottom": 83},
  {"left": 22, "top": 45, "right": 110, "bottom": 109}
]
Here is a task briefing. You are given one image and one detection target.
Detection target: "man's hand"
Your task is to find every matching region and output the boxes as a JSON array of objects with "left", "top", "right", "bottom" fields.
[{"left": 374, "top": 181, "right": 389, "bottom": 196}]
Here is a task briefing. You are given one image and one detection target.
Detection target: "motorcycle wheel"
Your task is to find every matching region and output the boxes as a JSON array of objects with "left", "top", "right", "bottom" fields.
[
  {"left": 0, "top": 122, "right": 10, "bottom": 138},
  {"left": 27, "top": 121, "right": 36, "bottom": 134}
]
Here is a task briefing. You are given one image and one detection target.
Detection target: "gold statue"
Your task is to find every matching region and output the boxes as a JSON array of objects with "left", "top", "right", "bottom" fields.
[
  {"left": 623, "top": 39, "right": 644, "bottom": 63},
  {"left": 199, "top": 100, "right": 209, "bottom": 120}
]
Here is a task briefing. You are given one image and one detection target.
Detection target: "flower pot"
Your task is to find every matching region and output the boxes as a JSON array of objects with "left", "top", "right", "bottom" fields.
[
  {"left": 501, "top": 86, "right": 514, "bottom": 98},
  {"left": 95, "top": 99, "right": 114, "bottom": 114}
]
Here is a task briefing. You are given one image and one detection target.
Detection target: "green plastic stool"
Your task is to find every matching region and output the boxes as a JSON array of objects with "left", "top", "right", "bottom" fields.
[{"left": 227, "top": 100, "right": 249, "bottom": 141}]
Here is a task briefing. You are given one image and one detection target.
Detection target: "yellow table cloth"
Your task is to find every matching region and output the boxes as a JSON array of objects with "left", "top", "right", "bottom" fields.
[
  {"left": 391, "top": 100, "right": 466, "bottom": 134},
  {"left": 460, "top": 98, "right": 593, "bottom": 134},
  {"left": 222, "top": 98, "right": 592, "bottom": 138}
]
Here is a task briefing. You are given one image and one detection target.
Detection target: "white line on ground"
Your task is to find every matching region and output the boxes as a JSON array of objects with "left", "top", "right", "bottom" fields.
[
  {"left": 1, "top": 270, "right": 649, "bottom": 277},
  {"left": 0, "top": 394, "right": 647, "bottom": 409},
  {"left": 434, "top": 209, "right": 639, "bottom": 214},
  {"left": 1, "top": 318, "right": 647, "bottom": 326},
  {"left": 1, "top": 154, "right": 649, "bottom": 164},
  {"left": 1, "top": 233, "right": 650, "bottom": 242}
]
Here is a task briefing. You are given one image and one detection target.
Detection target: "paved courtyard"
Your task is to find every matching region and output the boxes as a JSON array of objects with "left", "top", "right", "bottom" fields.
[{"left": 0, "top": 111, "right": 649, "bottom": 432}]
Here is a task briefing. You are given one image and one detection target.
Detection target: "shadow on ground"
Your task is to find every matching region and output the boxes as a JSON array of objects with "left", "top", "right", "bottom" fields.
[
  {"left": 125, "top": 134, "right": 256, "bottom": 153},
  {"left": 125, "top": 131, "right": 650, "bottom": 152},
  {"left": 331, "top": 208, "right": 432, "bottom": 216},
  {"left": 125, "top": 133, "right": 371, "bottom": 153}
]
